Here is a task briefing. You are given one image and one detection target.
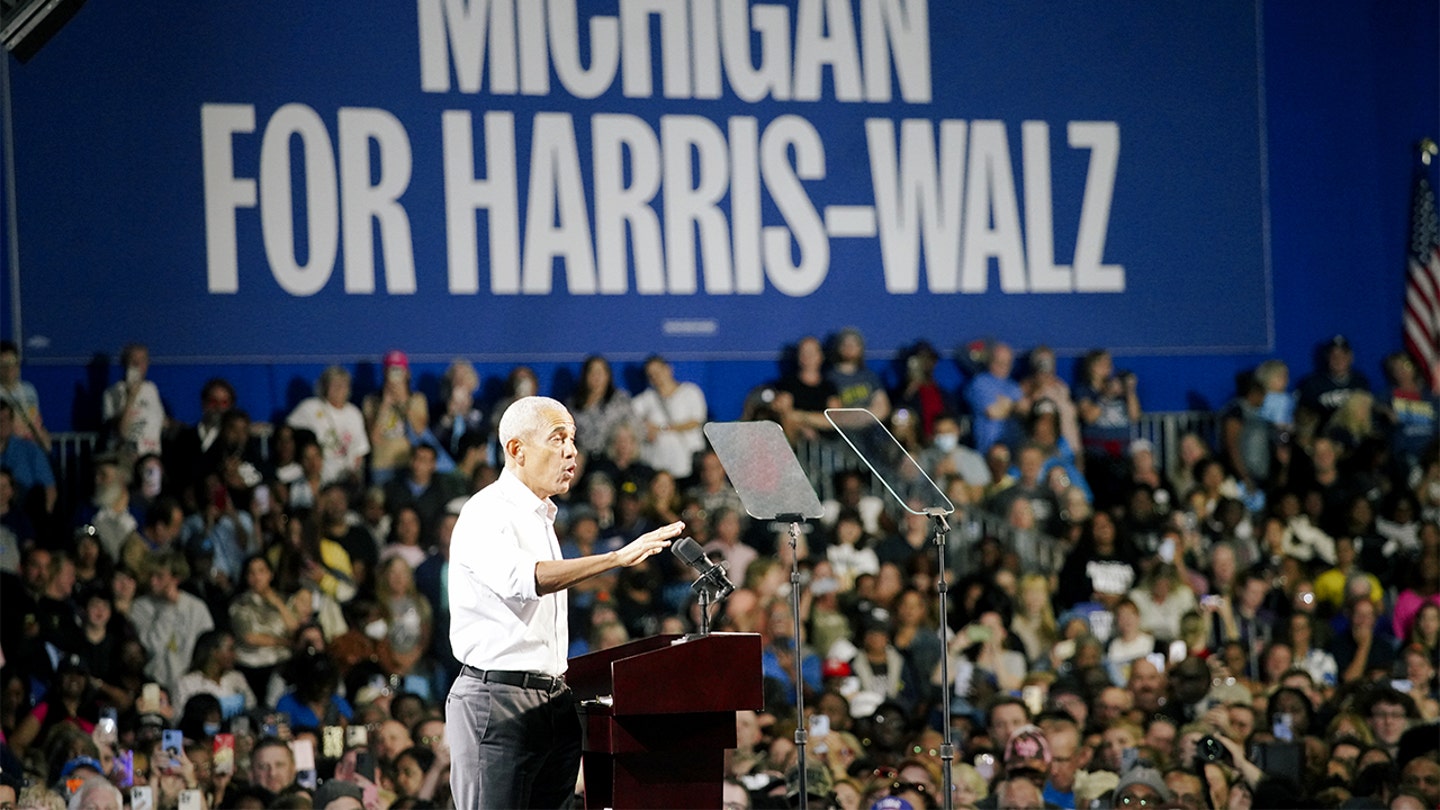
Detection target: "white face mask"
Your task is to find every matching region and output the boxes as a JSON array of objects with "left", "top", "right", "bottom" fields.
[
  {"left": 364, "top": 619, "right": 388, "bottom": 641},
  {"left": 933, "top": 433, "right": 959, "bottom": 453}
]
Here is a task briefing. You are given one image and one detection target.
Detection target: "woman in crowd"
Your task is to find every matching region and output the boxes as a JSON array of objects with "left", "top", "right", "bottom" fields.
[
  {"left": 1056, "top": 511, "right": 1138, "bottom": 610},
  {"left": 375, "top": 556, "right": 434, "bottom": 699},
  {"left": 1128, "top": 562, "right": 1196, "bottom": 642},
  {"left": 229, "top": 553, "right": 301, "bottom": 699},
  {"left": 1285, "top": 611, "right": 1339, "bottom": 690},
  {"left": 433, "top": 358, "right": 486, "bottom": 468},
  {"left": 1406, "top": 601, "right": 1440, "bottom": 658},
  {"left": 173, "top": 630, "right": 257, "bottom": 721},
  {"left": 268, "top": 508, "right": 356, "bottom": 604},
  {"left": 827, "top": 509, "right": 880, "bottom": 591},
  {"left": 890, "top": 587, "right": 943, "bottom": 707},
  {"left": 274, "top": 648, "right": 353, "bottom": 730},
  {"left": 568, "top": 354, "right": 636, "bottom": 461},
  {"left": 378, "top": 504, "right": 428, "bottom": 569},
  {"left": 362, "top": 350, "right": 431, "bottom": 486},
  {"left": 1393, "top": 547, "right": 1440, "bottom": 641},
  {"left": 641, "top": 470, "right": 684, "bottom": 527},
  {"left": 7, "top": 655, "right": 97, "bottom": 756},
  {"left": 1009, "top": 573, "right": 1058, "bottom": 664},
  {"left": 1168, "top": 432, "right": 1212, "bottom": 506}
]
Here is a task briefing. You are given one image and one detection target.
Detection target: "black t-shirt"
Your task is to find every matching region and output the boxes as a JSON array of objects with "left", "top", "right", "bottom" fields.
[{"left": 778, "top": 375, "right": 838, "bottom": 413}]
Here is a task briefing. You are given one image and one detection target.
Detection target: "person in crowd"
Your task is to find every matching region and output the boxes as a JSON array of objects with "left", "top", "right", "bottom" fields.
[
  {"left": 965, "top": 341, "right": 1030, "bottom": 454},
  {"left": 0, "top": 400, "right": 57, "bottom": 519},
  {"left": 172, "top": 628, "right": 257, "bottom": 725},
  {"left": 1325, "top": 389, "right": 1383, "bottom": 465},
  {"left": 1297, "top": 334, "right": 1373, "bottom": 435},
  {"left": 268, "top": 507, "right": 356, "bottom": 605},
  {"left": 102, "top": 342, "right": 166, "bottom": 465},
  {"left": 433, "top": 358, "right": 486, "bottom": 468},
  {"left": 1074, "top": 348, "right": 1140, "bottom": 504},
  {"left": 567, "top": 354, "right": 635, "bottom": 461},
  {"left": 1381, "top": 351, "right": 1439, "bottom": 478},
  {"left": 586, "top": 422, "right": 655, "bottom": 498},
  {"left": 228, "top": 553, "right": 300, "bottom": 698},
  {"left": 379, "top": 503, "right": 429, "bottom": 570},
  {"left": 773, "top": 335, "right": 841, "bottom": 443},
  {"left": 1056, "top": 511, "right": 1137, "bottom": 611},
  {"left": 374, "top": 555, "right": 434, "bottom": 697},
  {"left": 827, "top": 508, "right": 880, "bottom": 591},
  {"left": 444, "top": 395, "right": 683, "bottom": 806},
  {"left": 274, "top": 648, "right": 352, "bottom": 728},
  {"left": 362, "top": 349, "right": 431, "bottom": 486},
  {"left": 0, "top": 340, "right": 49, "bottom": 452},
  {"left": 129, "top": 548, "right": 215, "bottom": 697},
  {"left": 917, "top": 415, "right": 992, "bottom": 505},
  {"left": 893, "top": 341, "right": 949, "bottom": 442},
  {"left": 1220, "top": 370, "right": 1275, "bottom": 494},
  {"left": 6, "top": 654, "right": 98, "bottom": 756},
  {"left": 285, "top": 436, "right": 328, "bottom": 510},
  {"left": 1009, "top": 573, "right": 1058, "bottom": 665},
  {"left": 828, "top": 327, "right": 892, "bottom": 421},
  {"left": 287, "top": 365, "right": 370, "bottom": 486},
  {"left": 631, "top": 354, "right": 708, "bottom": 481},
  {"left": 685, "top": 449, "right": 745, "bottom": 521}
]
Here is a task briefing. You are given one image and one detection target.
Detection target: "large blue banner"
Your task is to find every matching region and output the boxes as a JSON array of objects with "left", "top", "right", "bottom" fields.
[{"left": 10, "top": 0, "right": 1268, "bottom": 362}]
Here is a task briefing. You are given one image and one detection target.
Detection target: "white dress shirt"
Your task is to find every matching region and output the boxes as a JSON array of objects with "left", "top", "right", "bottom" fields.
[{"left": 448, "top": 468, "right": 568, "bottom": 677}]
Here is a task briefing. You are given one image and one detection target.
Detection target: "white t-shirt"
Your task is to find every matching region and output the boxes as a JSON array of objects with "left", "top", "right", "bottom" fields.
[
  {"left": 287, "top": 397, "right": 371, "bottom": 484},
  {"left": 102, "top": 380, "right": 164, "bottom": 457},
  {"left": 632, "top": 383, "right": 707, "bottom": 478}
]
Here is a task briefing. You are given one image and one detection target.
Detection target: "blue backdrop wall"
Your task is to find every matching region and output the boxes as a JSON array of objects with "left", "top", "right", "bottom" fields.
[{"left": 1, "top": 0, "right": 1436, "bottom": 430}]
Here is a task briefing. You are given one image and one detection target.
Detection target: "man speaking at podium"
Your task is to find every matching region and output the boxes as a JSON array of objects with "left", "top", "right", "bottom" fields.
[{"left": 445, "top": 396, "right": 684, "bottom": 808}]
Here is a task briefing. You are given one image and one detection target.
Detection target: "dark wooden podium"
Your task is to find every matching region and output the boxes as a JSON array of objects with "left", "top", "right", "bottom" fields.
[{"left": 567, "top": 632, "right": 763, "bottom": 809}]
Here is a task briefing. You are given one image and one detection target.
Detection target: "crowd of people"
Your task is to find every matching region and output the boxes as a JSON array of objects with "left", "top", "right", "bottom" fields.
[{"left": 0, "top": 330, "right": 1437, "bottom": 810}]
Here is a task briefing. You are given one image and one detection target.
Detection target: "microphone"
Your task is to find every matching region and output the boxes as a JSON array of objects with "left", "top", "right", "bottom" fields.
[{"left": 670, "top": 537, "right": 736, "bottom": 598}]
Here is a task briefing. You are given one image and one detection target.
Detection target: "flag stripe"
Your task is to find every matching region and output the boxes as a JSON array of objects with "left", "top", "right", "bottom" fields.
[{"left": 1404, "top": 171, "right": 1440, "bottom": 389}]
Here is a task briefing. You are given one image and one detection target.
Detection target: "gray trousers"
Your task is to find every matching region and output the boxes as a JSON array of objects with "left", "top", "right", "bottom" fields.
[{"left": 445, "top": 674, "right": 582, "bottom": 809}]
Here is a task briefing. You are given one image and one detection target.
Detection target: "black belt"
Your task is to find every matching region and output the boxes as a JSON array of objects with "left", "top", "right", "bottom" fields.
[{"left": 461, "top": 665, "right": 564, "bottom": 692}]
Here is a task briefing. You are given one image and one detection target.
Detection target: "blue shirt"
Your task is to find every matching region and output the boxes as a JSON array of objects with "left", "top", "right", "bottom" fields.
[
  {"left": 276, "top": 691, "right": 353, "bottom": 728},
  {"left": 965, "top": 373, "right": 1024, "bottom": 452},
  {"left": 0, "top": 436, "right": 54, "bottom": 496}
]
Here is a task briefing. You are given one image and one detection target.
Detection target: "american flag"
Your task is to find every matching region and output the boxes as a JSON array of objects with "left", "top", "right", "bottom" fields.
[{"left": 1404, "top": 141, "right": 1440, "bottom": 390}]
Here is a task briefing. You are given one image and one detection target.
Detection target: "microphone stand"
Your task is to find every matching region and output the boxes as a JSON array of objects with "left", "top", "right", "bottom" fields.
[
  {"left": 695, "top": 582, "right": 713, "bottom": 636},
  {"left": 784, "top": 518, "right": 810, "bottom": 810},
  {"left": 930, "top": 510, "right": 954, "bottom": 810}
]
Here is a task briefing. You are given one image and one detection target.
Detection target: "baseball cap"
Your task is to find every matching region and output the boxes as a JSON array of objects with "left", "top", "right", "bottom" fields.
[
  {"left": 313, "top": 779, "right": 365, "bottom": 809},
  {"left": 60, "top": 756, "right": 105, "bottom": 779},
  {"left": 382, "top": 349, "right": 409, "bottom": 369},
  {"left": 1114, "top": 765, "right": 1173, "bottom": 803},
  {"left": 785, "top": 760, "right": 834, "bottom": 799},
  {"left": 869, "top": 798, "right": 915, "bottom": 810},
  {"left": 1327, "top": 334, "right": 1352, "bottom": 351}
]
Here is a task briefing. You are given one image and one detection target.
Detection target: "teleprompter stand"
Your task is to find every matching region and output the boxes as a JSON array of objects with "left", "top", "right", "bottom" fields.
[
  {"left": 703, "top": 420, "right": 825, "bottom": 809},
  {"left": 825, "top": 408, "right": 958, "bottom": 810}
]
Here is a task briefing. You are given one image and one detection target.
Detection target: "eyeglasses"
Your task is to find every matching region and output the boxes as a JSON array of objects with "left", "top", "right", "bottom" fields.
[
  {"left": 1118, "top": 793, "right": 1159, "bottom": 807},
  {"left": 1371, "top": 709, "right": 1408, "bottom": 720}
]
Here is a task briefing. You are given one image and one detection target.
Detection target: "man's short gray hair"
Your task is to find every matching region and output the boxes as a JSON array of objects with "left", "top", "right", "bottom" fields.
[
  {"left": 498, "top": 396, "right": 567, "bottom": 447},
  {"left": 68, "top": 776, "right": 123, "bottom": 810}
]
